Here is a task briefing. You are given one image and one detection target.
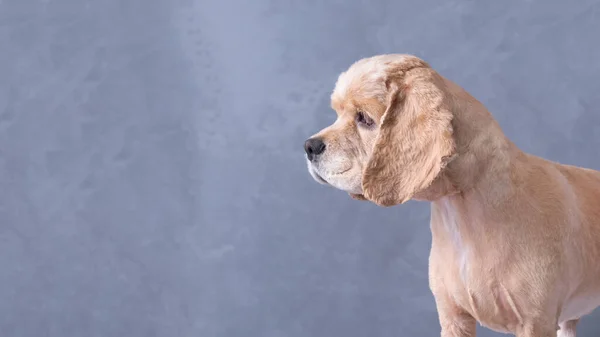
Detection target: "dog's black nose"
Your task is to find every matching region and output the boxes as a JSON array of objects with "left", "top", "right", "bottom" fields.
[{"left": 304, "top": 137, "right": 326, "bottom": 161}]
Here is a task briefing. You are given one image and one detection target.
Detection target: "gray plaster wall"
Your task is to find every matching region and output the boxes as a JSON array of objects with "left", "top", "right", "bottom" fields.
[{"left": 1, "top": 0, "right": 600, "bottom": 336}]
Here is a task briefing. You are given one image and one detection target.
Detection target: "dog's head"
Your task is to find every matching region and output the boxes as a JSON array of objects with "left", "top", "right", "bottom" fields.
[{"left": 304, "top": 54, "right": 456, "bottom": 206}]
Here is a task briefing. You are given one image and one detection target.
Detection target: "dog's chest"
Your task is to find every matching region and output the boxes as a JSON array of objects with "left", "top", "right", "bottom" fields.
[
  {"left": 431, "top": 242, "right": 523, "bottom": 333},
  {"left": 430, "top": 202, "right": 523, "bottom": 333}
]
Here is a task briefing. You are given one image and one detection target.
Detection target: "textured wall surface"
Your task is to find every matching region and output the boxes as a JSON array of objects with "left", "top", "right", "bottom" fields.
[{"left": 2, "top": 0, "right": 600, "bottom": 336}]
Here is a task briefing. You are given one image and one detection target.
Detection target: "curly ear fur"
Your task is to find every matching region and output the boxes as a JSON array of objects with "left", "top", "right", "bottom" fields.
[{"left": 362, "top": 68, "right": 456, "bottom": 206}]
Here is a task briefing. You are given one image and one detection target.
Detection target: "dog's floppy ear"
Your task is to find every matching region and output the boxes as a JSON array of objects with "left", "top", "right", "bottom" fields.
[{"left": 362, "top": 68, "right": 456, "bottom": 206}]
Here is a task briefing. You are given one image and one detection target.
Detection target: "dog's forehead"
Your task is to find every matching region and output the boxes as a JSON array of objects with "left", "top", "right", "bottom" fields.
[
  {"left": 333, "top": 58, "right": 390, "bottom": 97},
  {"left": 329, "top": 54, "right": 426, "bottom": 114},
  {"left": 330, "top": 60, "right": 389, "bottom": 113}
]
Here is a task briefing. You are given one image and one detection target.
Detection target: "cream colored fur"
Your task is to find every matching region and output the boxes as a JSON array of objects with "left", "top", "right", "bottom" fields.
[{"left": 304, "top": 54, "right": 600, "bottom": 337}]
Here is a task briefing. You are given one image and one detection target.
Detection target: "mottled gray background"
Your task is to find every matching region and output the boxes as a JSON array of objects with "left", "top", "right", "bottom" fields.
[{"left": 1, "top": 0, "right": 600, "bottom": 336}]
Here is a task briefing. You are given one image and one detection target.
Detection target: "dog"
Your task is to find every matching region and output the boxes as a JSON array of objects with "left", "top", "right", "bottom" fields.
[{"left": 303, "top": 54, "right": 600, "bottom": 337}]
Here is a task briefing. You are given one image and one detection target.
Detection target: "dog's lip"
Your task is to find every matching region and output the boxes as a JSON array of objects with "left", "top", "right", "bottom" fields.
[
  {"left": 313, "top": 171, "right": 329, "bottom": 184},
  {"left": 333, "top": 166, "right": 352, "bottom": 176},
  {"left": 312, "top": 166, "right": 352, "bottom": 185},
  {"left": 308, "top": 164, "right": 329, "bottom": 185}
]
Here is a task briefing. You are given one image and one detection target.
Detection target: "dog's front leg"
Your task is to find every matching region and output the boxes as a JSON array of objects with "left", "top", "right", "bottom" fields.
[
  {"left": 516, "top": 322, "right": 558, "bottom": 337},
  {"left": 439, "top": 310, "right": 476, "bottom": 337},
  {"left": 557, "top": 319, "right": 578, "bottom": 337},
  {"left": 434, "top": 296, "right": 476, "bottom": 337}
]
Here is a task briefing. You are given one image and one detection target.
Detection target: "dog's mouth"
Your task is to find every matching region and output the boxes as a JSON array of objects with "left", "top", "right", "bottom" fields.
[
  {"left": 307, "top": 163, "right": 329, "bottom": 185},
  {"left": 307, "top": 159, "right": 356, "bottom": 187},
  {"left": 313, "top": 171, "right": 328, "bottom": 184}
]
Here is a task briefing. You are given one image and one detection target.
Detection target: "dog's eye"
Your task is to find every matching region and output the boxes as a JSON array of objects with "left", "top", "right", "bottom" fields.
[{"left": 356, "top": 111, "right": 374, "bottom": 127}]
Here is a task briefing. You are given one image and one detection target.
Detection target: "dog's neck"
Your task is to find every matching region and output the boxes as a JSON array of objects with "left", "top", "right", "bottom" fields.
[{"left": 413, "top": 77, "right": 524, "bottom": 204}]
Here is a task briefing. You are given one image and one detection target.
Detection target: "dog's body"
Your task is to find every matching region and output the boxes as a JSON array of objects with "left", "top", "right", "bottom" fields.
[{"left": 303, "top": 54, "right": 600, "bottom": 337}]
